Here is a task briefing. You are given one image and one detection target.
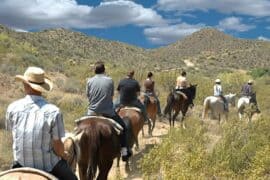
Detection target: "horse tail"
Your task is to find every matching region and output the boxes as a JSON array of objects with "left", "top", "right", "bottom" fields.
[
  {"left": 164, "top": 92, "right": 174, "bottom": 115},
  {"left": 84, "top": 122, "right": 100, "bottom": 180},
  {"left": 202, "top": 98, "right": 210, "bottom": 119}
]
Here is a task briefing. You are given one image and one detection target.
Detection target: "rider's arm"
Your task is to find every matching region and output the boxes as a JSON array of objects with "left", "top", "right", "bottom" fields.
[
  {"left": 52, "top": 112, "right": 67, "bottom": 160},
  {"left": 52, "top": 139, "right": 68, "bottom": 160}
]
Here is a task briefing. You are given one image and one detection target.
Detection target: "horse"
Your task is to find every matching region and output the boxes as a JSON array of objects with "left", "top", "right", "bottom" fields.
[
  {"left": 0, "top": 167, "right": 58, "bottom": 180},
  {"left": 237, "top": 92, "right": 260, "bottom": 122},
  {"left": 139, "top": 92, "right": 158, "bottom": 135},
  {"left": 163, "top": 84, "right": 197, "bottom": 128},
  {"left": 202, "top": 93, "right": 237, "bottom": 123},
  {"left": 64, "top": 116, "right": 122, "bottom": 180},
  {"left": 118, "top": 107, "right": 145, "bottom": 150}
]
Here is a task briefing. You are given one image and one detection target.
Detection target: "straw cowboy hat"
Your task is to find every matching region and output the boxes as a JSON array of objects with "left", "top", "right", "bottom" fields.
[
  {"left": 215, "top": 79, "right": 221, "bottom": 83},
  {"left": 15, "top": 67, "right": 53, "bottom": 92}
]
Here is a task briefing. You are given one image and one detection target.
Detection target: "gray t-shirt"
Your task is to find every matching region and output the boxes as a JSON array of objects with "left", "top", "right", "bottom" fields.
[{"left": 86, "top": 74, "right": 115, "bottom": 116}]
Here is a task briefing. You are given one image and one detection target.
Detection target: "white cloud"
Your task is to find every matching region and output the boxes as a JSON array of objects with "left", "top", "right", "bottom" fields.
[
  {"left": 157, "top": 0, "right": 270, "bottom": 17},
  {"left": 258, "top": 36, "right": 270, "bottom": 41},
  {"left": 144, "top": 23, "right": 204, "bottom": 45},
  {"left": 218, "top": 17, "right": 255, "bottom": 32},
  {"left": 0, "top": 0, "right": 166, "bottom": 30}
]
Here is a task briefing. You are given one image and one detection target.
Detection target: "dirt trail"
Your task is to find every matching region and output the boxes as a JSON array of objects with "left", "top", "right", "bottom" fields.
[
  {"left": 106, "top": 110, "right": 224, "bottom": 179},
  {"left": 108, "top": 120, "right": 170, "bottom": 180}
]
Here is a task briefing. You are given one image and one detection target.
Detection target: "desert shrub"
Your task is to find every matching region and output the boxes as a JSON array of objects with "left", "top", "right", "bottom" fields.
[
  {"left": 57, "top": 94, "right": 87, "bottom": 131},
  {"left": 247, "top": 145, "right": 270, "bottom": 178},
  {"left": 63, "top": 78, "right": 82, "bottom": 94},
  {"left": 140, "top": 115, "right": 270, "bottom": 179},
  {"left": 249, "top": 68, "right": 270, "bottom": 79},
  {"left": 140, "top": 118, "right": 208, "bottom": 179},
  {"left": 0, "top": 129, "right": 12, "bottom": 170}
]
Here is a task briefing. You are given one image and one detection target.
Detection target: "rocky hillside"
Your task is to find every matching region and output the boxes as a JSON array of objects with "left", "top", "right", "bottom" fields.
[
  {"left": 150, "top": 28, "right": 270, "bottom": 74},
  {"left": 1, "top": 24, "right": 270, "bottom": 76}
]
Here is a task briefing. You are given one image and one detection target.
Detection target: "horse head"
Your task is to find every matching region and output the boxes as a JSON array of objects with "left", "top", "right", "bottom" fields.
[{"left": 226, "top": 93, "right": 237, "bottom": 107}]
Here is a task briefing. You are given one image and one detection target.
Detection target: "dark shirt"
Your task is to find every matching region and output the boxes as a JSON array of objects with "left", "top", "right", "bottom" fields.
[
  {"left": 241, "top": 83, "right": 253, "bottom": 96},
  {"left": 117, "top": 77, "right": 140, "bottom": 104},
  {"left": 144, "top": 78, "right": 155, "bottom": 92}
]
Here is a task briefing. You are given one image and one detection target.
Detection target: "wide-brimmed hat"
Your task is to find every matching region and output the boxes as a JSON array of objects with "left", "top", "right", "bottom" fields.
[
  {"left": 15, "top": 67, "right": 53, "bottom": 92},
  {"left": 215, "top": 79, "right": 221, "bottom": 83},
  {"left": 248, "top": 79, "right": 253, "bottom": 84}
]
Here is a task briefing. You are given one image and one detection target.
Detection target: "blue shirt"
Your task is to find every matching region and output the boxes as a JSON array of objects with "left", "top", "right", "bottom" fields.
[
  {"left": 6, "top": 95, "right": 65, "bottom": 172},
  {"left": 86, "top": 74, "right": 115, "bottom": 116}
]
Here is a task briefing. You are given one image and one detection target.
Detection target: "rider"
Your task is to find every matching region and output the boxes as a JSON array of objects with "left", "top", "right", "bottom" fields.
[
  {"left": 241, "top": 79, "right": 257, "bottom": 105},
  {"left": 175, "top": 71, "right": 194, "bottom": 107},
  {"left": 176, "top": 71, "right": 188, "bottom": 90},
  {"left": 143, "top": 72, "right": 162, "bottom": 117},
  {"left": 115, "top": 70, "right": 150, "bottom": 123},
  {"left": 213, "top": 79, "right": 228, "bottom": 111},
  {"left": 6, "top": 67, "right": 77, "bottom": 180},
  {"left": 86, "top": 61, "right": 131, "bottom": 161},
  {"left": 241, "top": 80, "right": 254, "bottom": 97}
]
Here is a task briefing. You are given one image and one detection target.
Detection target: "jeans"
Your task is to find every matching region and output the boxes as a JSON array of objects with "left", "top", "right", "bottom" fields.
[
  {"left": 12, "top": 160, "right": 77, "bottom": 180},
  {"left": 103, "top": 113, "right": 128, "bottom": 148}
]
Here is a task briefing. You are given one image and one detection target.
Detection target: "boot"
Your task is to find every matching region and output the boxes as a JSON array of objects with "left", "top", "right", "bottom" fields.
[{"left": 121, "top": 147, "right": 132, "bottom": 161}]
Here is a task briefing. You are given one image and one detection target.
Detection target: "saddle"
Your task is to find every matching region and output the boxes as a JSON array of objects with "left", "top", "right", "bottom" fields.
[
  {"left": 121, "top": 106, "right": 141, "bottom": 113},
  {"left": 75, "top": 116, "right": 123, "bottom": 135},
  {"left": 0, "top": 167, "right": 58, "bottom": 180}
]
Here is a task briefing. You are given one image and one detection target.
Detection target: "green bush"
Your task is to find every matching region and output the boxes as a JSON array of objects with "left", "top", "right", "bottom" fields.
[{"left": 249, "top": 68, "right": 270, "bottom": 79}]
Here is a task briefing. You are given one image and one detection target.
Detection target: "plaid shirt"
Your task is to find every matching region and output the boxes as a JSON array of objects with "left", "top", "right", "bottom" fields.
[{"left": 6, "top": 95, "right": 65, "bottom": 172}]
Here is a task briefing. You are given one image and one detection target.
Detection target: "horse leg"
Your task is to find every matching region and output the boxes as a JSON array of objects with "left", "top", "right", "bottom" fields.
[
  {"left": 96, "top": 160, "right": 113, "bottom": 180},
  {"left": 135, "top": 136, "right": 139, "bottom": 151},
  {"left": 148, "top": 118, "right": 152, "bottom": 136},
  {"left": 181, "top": 111, "right": 186, "bottom": 129},
  {"left": 116, "top": 155, "right": 120, "bottom": 168},
  {"left": 172, "top": 111, "right": 179, "bottom": 127},
  {"left": 151, "top": 118, "right": 156, "bottom": 133},
  {"left": 168, "top": 110, "right": 172, "bottom": 127}
]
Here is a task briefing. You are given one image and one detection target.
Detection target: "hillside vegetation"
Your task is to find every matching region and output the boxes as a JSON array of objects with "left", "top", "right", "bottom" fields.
[{"left": 0, "top": 24, "right": 270, "bottom": 178}]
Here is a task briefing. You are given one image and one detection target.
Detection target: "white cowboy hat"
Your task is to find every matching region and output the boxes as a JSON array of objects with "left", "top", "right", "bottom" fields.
[
  {"left": 215, "top": 79, "right": 221, "bottom": 83},
  {"left": 248, "top": 79, "right": 253, "bottom": 84},
  {"left": 15, "top": 67, "right": 53, "bottom": 92}
]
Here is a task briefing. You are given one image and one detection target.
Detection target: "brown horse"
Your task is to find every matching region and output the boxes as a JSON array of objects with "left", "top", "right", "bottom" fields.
[
  {"left": 163, "top": 84, "right": 197, "bottom": 128},
  {"left": 118, "top": 107, "right": 144, "bottom": 150},
  {"left": 64, "top": 116, "right": 121, "bottom": 180},
  {"left": 139, "top": 93, "right": 158, "bottom": 135},
  {"left": 0, "top": 167, "right": 57, "bottom": 180}
]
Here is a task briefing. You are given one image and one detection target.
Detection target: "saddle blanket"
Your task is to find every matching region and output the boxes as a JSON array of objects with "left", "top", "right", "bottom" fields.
[{"left": 75, "top": 116, "right": 123, "bottom": 135}]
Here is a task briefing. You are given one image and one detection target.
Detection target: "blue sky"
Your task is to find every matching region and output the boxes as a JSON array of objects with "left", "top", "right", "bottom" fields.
[{"left": 0, "top": 0, "right": 270, "bottom": 48}]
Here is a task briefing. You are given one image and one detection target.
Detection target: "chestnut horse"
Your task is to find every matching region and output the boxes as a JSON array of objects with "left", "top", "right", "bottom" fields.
[
  {"left": 118, "top": 107, "right": 144, "bottom": 150},
  {"left": 0, "top": 167, "right": 57, "bottom": 180},
  {"left": 163, "top": 84, "right": 197, "bottom": 128},
  {"left": 64, "top": 116, "right": 122, "bottom": 180},
  {"left": 139, "top": 93, "right": 158, "bottom": 135}
]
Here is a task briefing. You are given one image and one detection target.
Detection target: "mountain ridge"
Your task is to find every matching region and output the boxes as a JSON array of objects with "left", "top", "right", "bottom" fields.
[{"left": 0, "top": 24, "right": 269, "bottom": 75}]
